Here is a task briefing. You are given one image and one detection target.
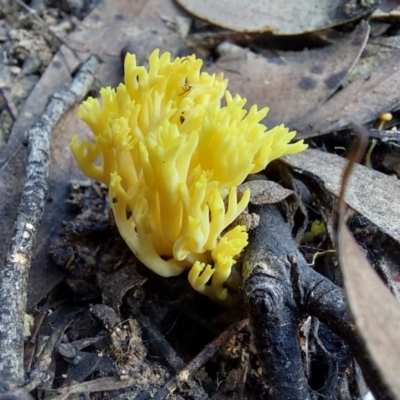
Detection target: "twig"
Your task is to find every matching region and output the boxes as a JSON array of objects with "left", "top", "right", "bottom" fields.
[
  {"left": 242, "top": 203, "right": 392, "bottom": 399},
  {"left": 136, "top": 311, "right": 185, "bottom": 373},
  {"left": 242, "top": 205, "right": 310, "bottom": 400},
  {"left": 153, "top": 318, "right": 248, "bottom": 400},
  {"left": 45, "top": 376, "right": 147, "bottom": 400},
  {"left": 0, "top": 54, "right": 100, "bottom": 390},
  {"left": 136, "top": 311, "right": 209, "bottom": 399},
  {"left": 1, "top": 87, "right": 19, "bottom": 120}
]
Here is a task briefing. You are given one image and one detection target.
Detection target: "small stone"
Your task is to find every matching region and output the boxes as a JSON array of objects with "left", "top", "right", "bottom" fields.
[
  {"left": 8, "top": 66, "right": 21, "bottom": 75},
  {"left": 0, "top": 20, "right": 10, "bottom": 42},
  {"left": 30, "top": 0, "right": 46, "bottom": 13},
  {"left": 0, "top": 108, "right": 13, "bottom": 152},
  {"left": 20, "top": 55, "right": 42, "bottom": 77},
  {"left": 67, "top": 0, "right": 84, "bottom": 15}
]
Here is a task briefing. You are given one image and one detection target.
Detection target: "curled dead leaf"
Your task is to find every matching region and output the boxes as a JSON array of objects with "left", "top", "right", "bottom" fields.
[
  {"left": 337, "top": 132, "right": 400, "bottom": 398},
  {"left": 176, "top": 0, "right": 378, "bottom": 34}
]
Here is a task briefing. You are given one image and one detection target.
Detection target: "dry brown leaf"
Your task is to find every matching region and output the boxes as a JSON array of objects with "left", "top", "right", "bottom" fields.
[
  {"left": 175, "top": 0, "right": 377, "bottom": 34},
  {"left": 337, "top": 143, "right": 400, "bottom": 398},
  {"left": 207, "top": 22, "right": 369, "bottom": 128},
  {"left": 282, "top": 149, "right": 400, "bottom": 243},
  {"left": 338, "top": 219, "right": 400, "bottom": 398},
  {"left": 344, "top": 35, "right": 400, "bottom": 86},
  {"left": 0, "top": 0, "right": 187, "bottom": 308},
  {"left": 372, "top": 0, "right": 400, "bottom": 19},
  {"left": 295, "top": 53, "right": 400, "bottom": 137}
]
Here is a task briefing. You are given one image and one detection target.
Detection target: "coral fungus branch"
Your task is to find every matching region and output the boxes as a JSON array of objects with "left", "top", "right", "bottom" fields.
[{"left": 71, "top": 49, "right": 306, "bottom": 303}]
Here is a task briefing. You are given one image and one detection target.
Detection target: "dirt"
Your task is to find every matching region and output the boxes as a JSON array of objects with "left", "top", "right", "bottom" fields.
[
  {"left": 0, "top": 0, "right": 100, "bottom": 150},
  {"left": 42, "top": 181, "right": 261, "bottom": 398}
]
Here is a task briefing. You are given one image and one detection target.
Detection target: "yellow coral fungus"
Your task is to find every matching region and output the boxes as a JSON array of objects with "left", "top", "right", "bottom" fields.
[{"left": 71, "top": 49, "right": 307, "bottom": 304}]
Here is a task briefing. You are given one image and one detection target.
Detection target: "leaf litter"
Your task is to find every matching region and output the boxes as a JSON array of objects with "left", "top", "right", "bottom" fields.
[
  {"left": 1, "top": 0, "right": 400, "bottom": 398},
  {"left": 337, "top": 131, "right": 400, "bottom": 398},
  {"left": 176, "top": 0, "right": 378, "bottom": 34},
  {"left": 207, "top": 21, "right": 369, "bottom": 128}
]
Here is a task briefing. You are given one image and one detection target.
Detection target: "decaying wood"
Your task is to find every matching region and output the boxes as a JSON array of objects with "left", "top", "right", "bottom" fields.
[
  {"left": 242, "top": 203, "right": 393, "bottom": 399},
  {"left": 242, "top": 205, "right": 310, "bottom": 400},
  {"left": 0, "top": 55, "right": 100, "bottom": 390}
]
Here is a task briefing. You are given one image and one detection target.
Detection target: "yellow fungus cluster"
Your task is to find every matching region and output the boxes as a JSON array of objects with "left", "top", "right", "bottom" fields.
[{"left": 71, "top": 49, "right": 307, "bottom": 304}]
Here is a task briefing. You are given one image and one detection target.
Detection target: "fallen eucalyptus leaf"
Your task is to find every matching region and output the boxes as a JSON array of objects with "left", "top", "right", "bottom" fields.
[
  {"left": 337, "top": 140, "right": 400, "bottom": 398},
  {"left": 207, "top": 21, "right": 369, "bottom": 128},
  {"left": 338, "top": 218, "right": 400, "bottom": 398},
  {"left": 344, "top": 35, "right": 400, "bottom": 86},
  {"left": 372, "top": 0, "right": 400, "bottom": 20},
  {"left": 175, "top": 0, "right": 378, "bottom": 34},
  {"left": 295, "top": 53, "right": 400, "bottom": 137}
]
